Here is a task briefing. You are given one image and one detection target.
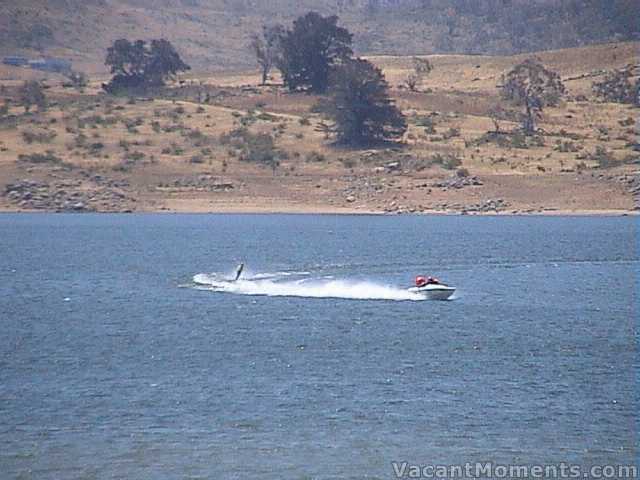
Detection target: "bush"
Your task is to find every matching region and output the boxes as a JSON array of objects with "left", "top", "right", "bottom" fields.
[
  {"left": 18, "top": 151, "right": 62, "bottom": 164},
  {"left": 510, "top": 132, "right": 528, "bottom": 149},
  {"left": 592, "top": 68, "right": 639, "bottom": 105},
  {"left": 619, "top": 117, "right": 635, "bottom": 127},
  {"left": 22, "top": 129, "right": 56, "bottom": 144},
  {"left": 306, "top": 151, "right": 327, "bottom": 163},
  {"left": 167, "top": 143, "right": 184, "bottom": 155},
  {"left": 66, "top": 71, "right": 89, "bottom": 91},
  {"left": 122, "top": 151, "right": 146, "bottom": 166},
  {"left": 414, "top": 115, "right": 436, "bottom": 134},
  {"left": 443, "top": 127, "right": 460, "bottom": 140},
  {"left": 340, "top": 157, "right": 357, "bottom": 169},
  {"left": 19, "top": 81, "right": 47, "bottom": 113},
  {"left": 256, "top": 112, "right": 278, "bottom": 122},
  {"left": 220, "top": 127, "right": 281, "bottom": 169},
  {"left": 74, "top": 133, "right": 88, "bottom": 148},
  {"left": 590, "top": 146, "right": 618, "bottom": 169},
  {"left": 432, "top": 153, "right": 462, "bottom": 170},
  {"left": 554, "top": 140, "right": 581, "bottom": 153},
  {"left": 183, "top": 128, "right": 212, "bottom": 147},
  {"left": 89, "top": 142, "right": 105, "bottom": 153}
]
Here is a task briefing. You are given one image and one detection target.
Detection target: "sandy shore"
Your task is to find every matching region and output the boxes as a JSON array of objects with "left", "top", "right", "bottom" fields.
[{"left": 1, "top": 203, "right": 636, "bottom": 216}]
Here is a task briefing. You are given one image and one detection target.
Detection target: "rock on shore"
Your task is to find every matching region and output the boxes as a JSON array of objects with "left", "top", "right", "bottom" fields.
[{"left": 3, "top": 178, "right": 135, "bottom": 212}]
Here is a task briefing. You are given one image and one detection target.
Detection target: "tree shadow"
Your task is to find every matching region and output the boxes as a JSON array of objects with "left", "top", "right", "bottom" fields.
[{"left": 326, "top": 139, "right": 408, "bottom": 152}]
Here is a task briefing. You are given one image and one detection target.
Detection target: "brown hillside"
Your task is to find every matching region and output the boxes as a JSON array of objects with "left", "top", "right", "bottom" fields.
[
  {"left": 0, "top": 42, "right": 638, "bottom": 215},
  {"left": 0, "top": 0, "right": 638, "bottom": 74}
]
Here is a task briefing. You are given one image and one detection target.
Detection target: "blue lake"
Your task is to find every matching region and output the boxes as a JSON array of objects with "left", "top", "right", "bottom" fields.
[{"left": 0, "top": 214, "right": 638, "bottom": 479}]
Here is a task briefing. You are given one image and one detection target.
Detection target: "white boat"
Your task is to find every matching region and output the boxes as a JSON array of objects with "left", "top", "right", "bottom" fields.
[
  {"left": 408, "top": 275, "right": 456, "bottom": 300},
  {"left": 408, "top": 283, "right": 456, "bottom": 300}
]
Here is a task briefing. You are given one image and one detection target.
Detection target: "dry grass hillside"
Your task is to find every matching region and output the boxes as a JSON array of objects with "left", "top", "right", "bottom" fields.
[
  {"left": 0, "top": 42, "right": 638, "bottom": 214},
  {"left": 1, "top": 0, "right": 638, "bottom": 74}
]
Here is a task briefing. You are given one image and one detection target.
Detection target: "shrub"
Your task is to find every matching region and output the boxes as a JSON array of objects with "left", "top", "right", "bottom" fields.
[
  {"left": 590, "top": 146, "right": 618, "bottom": 168},
  {"left": 89, "top": 142, "right": 105, "bottom": 153},
  {"left": 619, "top": 117, "right": 635, "bottom": 127},
  {"left": 306, "top": 151, "right": 327, "bottom": 163},
  {"left": 443, "top": 127, "right": 460, "bottom": 140},
  {"left": 256, "top": 112, "right": 278, "bottom": 122},
  {"left": 592, "top": 68, "right": 639, "bottom": 105},
  {"left": 510, "top": 132, "right": 528, "bottom": 149},
  {"left": 170, "top": 143, "right": 184, "bottom": 155},
  {"left": 22, "top": 129, "right": 56, "bottom": 144},
  {"left": 554, "top": 140, "right": 581, "bottom": 153},
  {"left": 432, "top": 153, "right": 462, "bottom": 170},
  {"left": 74, "top": 133, "right": 88, "bottom": 148},
  {"left": 414, "top": 115, "right": 436, "bottom": 134},
  {"left": 19, "top": 81, "right": 47, "bottom": 112},
  {"left": 340, "top": 157, "right": 357, "bottom": 169},
  {"left": 220, "top": 127, "right": 281, "bottom": 169},
  {"left": 0, "top": 101, "right": 9, "bottom": 117},
  {"left": 18, "top": 151, "right": 62, "bottom": 164},
  {"left": 183, "top": 128, "right": 212, "bottom": 146},
  {"left": 124, "top": 150, "right": 146, "bottom": 164}
]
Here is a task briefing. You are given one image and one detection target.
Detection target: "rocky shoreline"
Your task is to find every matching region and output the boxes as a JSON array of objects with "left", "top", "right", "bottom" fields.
[
  {"left": 2, "top": 176, "right": 136, "bottom": 212},
  {"left": 1, "top": 170, "right": 638, "bottom": 215}
]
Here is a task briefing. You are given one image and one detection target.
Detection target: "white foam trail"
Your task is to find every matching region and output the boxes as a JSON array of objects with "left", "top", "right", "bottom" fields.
[
  {"left": 202, "top": 270, "right": 310, "bottom": 282},
  {"left": 193, "top": 273, "right": 425, "bottom": 301},
  {"left": 249, "top": 271, "right": 311, "bottom": 280}
]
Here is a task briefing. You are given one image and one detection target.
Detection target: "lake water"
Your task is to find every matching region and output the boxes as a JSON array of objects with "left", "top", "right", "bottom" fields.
[{"left": 1, "top": 214, "right": 637, "bottom": 479}]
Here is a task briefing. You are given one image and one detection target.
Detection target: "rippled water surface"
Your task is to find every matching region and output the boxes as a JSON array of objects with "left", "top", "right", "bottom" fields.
[{"left": 1, "top": 214, "right": 638, "bottom": 479}]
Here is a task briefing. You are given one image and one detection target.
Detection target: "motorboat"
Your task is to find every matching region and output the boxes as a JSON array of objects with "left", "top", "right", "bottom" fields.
[{"left": 408, "top": 275, "right": 456, "bottom": 300}]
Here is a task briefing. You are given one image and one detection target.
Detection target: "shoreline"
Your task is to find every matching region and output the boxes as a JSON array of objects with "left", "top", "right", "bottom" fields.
[{"left": 0, "top": 206, "right": 637, "bottom": 216}]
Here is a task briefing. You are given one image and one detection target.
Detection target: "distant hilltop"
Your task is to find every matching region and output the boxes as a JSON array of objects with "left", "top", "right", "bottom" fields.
[{"left": 0, "top": 0, "right": 637, "bottom": 73}]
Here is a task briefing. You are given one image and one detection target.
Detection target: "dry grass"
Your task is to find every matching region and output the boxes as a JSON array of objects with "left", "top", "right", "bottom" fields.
[{"left": 0, "top": 41, "right": 637, "bottom": 213}]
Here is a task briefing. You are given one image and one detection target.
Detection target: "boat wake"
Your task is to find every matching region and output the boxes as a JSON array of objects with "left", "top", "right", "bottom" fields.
[{"left": 192, "top": 272, "right": 427, "bottom": 301}]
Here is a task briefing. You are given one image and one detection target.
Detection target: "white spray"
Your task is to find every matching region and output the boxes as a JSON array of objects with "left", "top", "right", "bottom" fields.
[{"left": 192, "top": 272, "right": 426, "bottom": 302}]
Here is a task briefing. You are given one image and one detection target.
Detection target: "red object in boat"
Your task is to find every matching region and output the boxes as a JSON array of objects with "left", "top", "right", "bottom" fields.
[{"left": 415, "top": 276, "right": 428, "bottom": 287}]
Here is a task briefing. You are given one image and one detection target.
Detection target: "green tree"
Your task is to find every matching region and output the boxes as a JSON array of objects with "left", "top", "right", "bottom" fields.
[
  {"left": 250, "top": 25, "right": 285, "bottom": 85},
  {"left": 19, "top": 81, "right": 47, "bottom": 113},
  {"left": 278, "top": 12, "right": 353, "bottom": 93},
  {"left": 103, "top": 39, "right": 190, "bottom": 93},
  {"left": 0, "top": 100, "right": 9, "bottom": 117},
  {"left": 145, "top": 39, "right": 191, "bottom": 85},
  {"left": 405, "top": 57, "right": 433, "bottom": 91},
  {"left": 592, "top": 67, "right": 639, "bottom": 106},
  {"left": 65, "top": 71, "right": 89, "bottom": 92},
  {"left": 318, "top": 58, "right": 406, "bottom": 145},
  {"left": 501, "top": 58, "right": 565, "bottom": 135}
]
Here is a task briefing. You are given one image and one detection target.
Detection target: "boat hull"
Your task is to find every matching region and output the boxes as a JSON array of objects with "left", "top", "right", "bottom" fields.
[{"left": 408, "top": 285, "right": 456, "bottom": 300}]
